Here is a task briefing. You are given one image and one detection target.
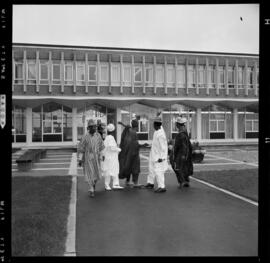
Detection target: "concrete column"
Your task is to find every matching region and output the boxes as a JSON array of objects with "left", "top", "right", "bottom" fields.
[
  {"left": 215, "top": 58, "right": 219, "bottom": 95},
  {"left": 85, "top": 53, "right": 88, "bottom": 94},
  {"left": 196, "top": 108, "right": 202, "bottom": 141},
  {"left": 72, "top": 107, "right": 78, "bottom": 144},
  {"left": 235, "top": 59, "right": 239, "bottom": 96},
  {"left": 225, "top": 59, "right": 229, "bottom": 95},
  {"left": 206, "top": 57, "right": 209, "bottom": 95},
  {"left": 175, "top": 56, "right": 178, "bottom": 94},
  {"left": 254, "top": 61, "right": 258, "bottom": 96},
  {"left": 36, "top": 51, "right": 39, "bottom": 93},
  {"left": 120, "top": 54, "right": 123, "bottom": 94},
  {"left": 153, "top": 56, "right": 157, "bottom": 94},
  {"left": 131, "top": 55, "right": 134, "bottom": 94},
  {"left": 185, "top": 58, "right": 189, "bottom": 94},
  {"left": 116, "top": 107, "right": 122, "bottom": 145},
  {"left": 244, "top": 59, "right": 248, "bottom": 96},
  {"left": 49, "top": 51, "right": 52, "bottom": 93},
  {"left": 73, "top": 53, "right": 76, "bottom": 93},
  {"left": 61, "top": 52, "right": 65, "bottom": 93},
  {"left": 26, "top": 107, "right": 32, "bottom": 145},
  {"left": 23, "top": 50, "right": 27, "bottom": 92},
  {"left": 97, "top": 53, "right": 100, "bottom": 93},
  {"left": 195, "top": 57, "right": 199, "bottom": 95},
  {"left": 142, "top": 55, "right": 146, "bottom": 94},
  {"left": 233, "top": 108, "right": 238, "bottom": 141},
  {"left": 164, "top": 56, "right": 167, "bottom": 95}
]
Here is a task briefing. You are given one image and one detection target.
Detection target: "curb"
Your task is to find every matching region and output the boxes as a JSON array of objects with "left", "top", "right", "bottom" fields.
[{"left": 64, "top": 153, "right": 78, "bottom": 256}]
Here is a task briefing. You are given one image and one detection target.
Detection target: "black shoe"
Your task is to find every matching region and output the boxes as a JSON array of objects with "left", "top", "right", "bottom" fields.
[
  {"left": 154, "top": 188, "right": 166, "bottom": 193},
  {"left": 144, "top": 183, "right": 154, "bottom": 189},
  {"left": 182, "top": 182, "right": 190, "bottom": 187}
]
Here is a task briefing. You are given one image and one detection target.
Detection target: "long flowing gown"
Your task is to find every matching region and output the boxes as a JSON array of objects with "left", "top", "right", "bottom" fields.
[{"left": 78, "top": 132, "right": 105, "bottom": 187}]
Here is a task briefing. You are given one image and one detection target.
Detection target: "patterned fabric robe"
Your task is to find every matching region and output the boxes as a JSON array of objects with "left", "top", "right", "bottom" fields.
[{"left": 78, "top": 132, "right": 105, "bottom": 186}]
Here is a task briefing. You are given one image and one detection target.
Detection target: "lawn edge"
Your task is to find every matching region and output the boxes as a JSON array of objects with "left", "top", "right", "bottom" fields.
[{"left": 64, "top": 152, "right": 78, "bottom": 256}]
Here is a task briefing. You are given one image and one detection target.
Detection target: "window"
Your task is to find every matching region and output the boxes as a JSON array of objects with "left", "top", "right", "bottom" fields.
[
  {"left": 64, "top": 63, "right": 73, "bottom": 84},
  {"left": 167, "top": 65, "right": 175, "bottom": 85},
  {"left": 247, "top": 67, "right": 253, "bottom": 88},
  {"left": 14, "top": 62, "right": 24, "bottom": 84},
  {"left": 137, "top": 116, "right": 149, "bottom": 140},
  {"left": 198, "top": 65, "right": 206, "bottom": 88},
  {"left": 156, "top": 65, "right": 164, "bottom": 86},
  {"left": 27, "top": 61, "right": 36, "bottom": 84},
  {"left": 12, "top": 105, "right": 26, "bottom": 143},
  {"left": 134, "top": 65, "right": 142, "bottom": 83},
  {"left": 88, "top": 65, "right": 97, "bottom": 83},
  {"left": 76, "top": 63, "right": 85, "bottom": 85},
  {"left": 100, "top": 64, "right": 109, "bottom": 83},
  {"left": 245, "top": 112, "right": 258, "bottom": 138},
  {"left": 218, "top": 66, "right": 225, "bottom": 88},
  {"left": 208, "top": 65, "right": 215, "bottom": 88},
  {"left": 237, "top": 66, "right": 244, "bottom": 88},
  {"left": 145, "top": 65, "right": 153, "bottom": 84},
  {"left": 123, "top": 64, "right": 131, "bottom": 86},
  {"left": 187, "top": 65, "right": 195, "bottom": 88},
  {"left": 176, "top": 65, "right": 185, "bottom": 87},
  {"left": 228, "top": 66, "right": 234, "bottom": 88},
  {"left": 52, "top": 63, "right": 61, "bottom": 84},
  {"left": 40, "top": 63, "right": 49, "bottom": 83},
  {"left": 111, "top": 63, "right": 120, "bottom": 85},
  {"left": 209, "top": 113, "right": 225, "bottom": 139}
]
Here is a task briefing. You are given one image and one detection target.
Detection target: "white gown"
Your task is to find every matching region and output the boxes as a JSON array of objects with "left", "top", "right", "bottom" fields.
[{"left": 102, "top": 135, "right": 121, "bottom": 177}]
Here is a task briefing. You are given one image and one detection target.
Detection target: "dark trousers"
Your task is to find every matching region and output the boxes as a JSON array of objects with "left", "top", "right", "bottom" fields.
[
  {"left": 126, "top": 173, "right": 139, "bottom": 184},
  {"left": 172, "top": 161, "right": 189, "bottom": 184}
]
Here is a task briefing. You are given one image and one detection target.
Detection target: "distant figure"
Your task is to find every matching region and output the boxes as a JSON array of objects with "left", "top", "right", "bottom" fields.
[
  {"left": 97, "top": 120, "right": 106, "bottom": 140},
  {"left": 102, "top": 123, "right": 123, "bottom": 191},
  {"left": 172, "top": 117, "right": 193, "bottom": 188},
  {"left": 145, "top": 116, "right": 168, "bottom": 193},
  {"left": 78, "top": 119, "right": 104, "bottom": 198},
  {"left": 118, "top": 119, "right": 142, "bottom": 188}
]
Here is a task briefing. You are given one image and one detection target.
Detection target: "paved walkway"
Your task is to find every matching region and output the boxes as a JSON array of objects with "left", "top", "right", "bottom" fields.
[{"left": 76, "top": 151, "right": 258, "bottom": 256}]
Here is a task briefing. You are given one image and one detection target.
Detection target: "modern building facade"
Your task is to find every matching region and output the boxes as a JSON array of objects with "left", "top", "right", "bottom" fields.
[{"left": 12, "top": 43, "right": 259, "bottom": 148}]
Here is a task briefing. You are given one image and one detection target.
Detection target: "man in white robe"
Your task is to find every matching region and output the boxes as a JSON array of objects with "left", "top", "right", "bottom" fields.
[
  {"left": 102, "top": 124, "right": 123, "bottom": 190},
  {"left": 145, "top": 116, "right": 168, "bottom": 193}
]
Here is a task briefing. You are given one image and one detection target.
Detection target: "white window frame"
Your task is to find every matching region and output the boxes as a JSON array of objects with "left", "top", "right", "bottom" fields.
[
  {"left": 88, "top": 64, "right": 97, "bottom": 82},
  {"left": 198, "top": 65, "right": 206, "bottom": 88},
  {"left": 99, "top": 63, "right": 109, "bottom": 83},
  {"left": 166, "top": 65, "right": 175, "bottom": 86},
  {"left": 155, "top": 65, "right": 164, "bottom": 86},
  {"left": 187, "top": 65, "right": 195, "bottom": 88},
  {"left": 218, "top": 66, "right": 225, "bottom": 89},
  {"left": 14, "top": 62, "right": 24, "bottom": 82},
  {"left": 134, "top": 65, "right": 142, "bottom": 84},
  {"left": 76, "top": 63, "right": 85, "bottom": 83},
  {"left": 237, "top": 66, "right": 244, "bottom": 89},
  {"left": 228, "top": 66, "right": 234, "bottom": 89},
  {"left": 138, "top": 117, "right": 149, "bottom": 134},
  {"left": 52, "top": 63, "right": 61, "bottom": 84},
  {"left": 27, "top": 61, "right": 37, "bottom": 81},
  {"left": 145, "top": 65, "right": 153, "bottom": 84},
  {"left": 209, "top": 119, "right": 225, "bottom": 133},
  {"left": 64, "top": 63, "right": 73, "bottom": 82},
  {"left": 123, "top": 64, "right": 131, "bottom": 86},
  {"left": 247, "top": 67, "right": 253, "bottom": 89},
  {"left": 111, "top": 63, "right": 120, "bottom": 85},
  {"left": 207, "top": 65, "right": 215, "bottom": 88},
  {"left": 39, "top": 62, "right": 49, "bottom": 82},
  {"left": 176, "top": 65, "right": 185, "bottom": 88}
]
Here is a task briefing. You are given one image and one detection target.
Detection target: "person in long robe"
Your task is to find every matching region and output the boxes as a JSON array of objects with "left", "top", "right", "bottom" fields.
[
  {"left": 102, "top": 123, "right": 124, "bottom": 190},
  {"left": 173, "top": 117, "right": 193, "bottom": 188},
  {"left": 145, "top": 116, "right": 168, "bottom": 193},
  {"left": 78, "top": 119, "right": 104, "bottom": 197},
  {"left": 118, "top": 119, "right": 141, "bottom": 188}
]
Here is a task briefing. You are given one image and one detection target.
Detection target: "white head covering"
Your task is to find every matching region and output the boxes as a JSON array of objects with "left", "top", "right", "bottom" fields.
[
  {"left": 176, "top": 117, "right": 187, "bottom": 124},
  {"left": 107, "top": 123, "right": 115, "bottom": 132}
]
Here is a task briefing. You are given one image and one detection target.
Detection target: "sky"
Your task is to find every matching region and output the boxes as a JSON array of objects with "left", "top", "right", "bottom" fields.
[{"left": 13, "top": 4, "right": 259, "bottom": 54}]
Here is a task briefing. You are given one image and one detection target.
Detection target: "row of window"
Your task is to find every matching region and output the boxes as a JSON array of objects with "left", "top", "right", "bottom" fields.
[{"left": 14, "top": 60, "right": 259, "bottom": 88}]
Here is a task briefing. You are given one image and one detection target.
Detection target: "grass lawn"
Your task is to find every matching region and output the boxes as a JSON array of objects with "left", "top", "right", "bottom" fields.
[
  {"left": 192, "top": 169, "right": 258, "bottom": 202},
  {"left": 12, "top": 176, "right": 72, "bottom": 256}
]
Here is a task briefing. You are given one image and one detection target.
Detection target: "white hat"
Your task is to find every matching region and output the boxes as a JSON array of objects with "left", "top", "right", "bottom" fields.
[
  {"left": 107, "top": 123, "right": 115, "bottom": 132},
  {"left": 176, "top": 117, "right": 187, "bottom": 124}
]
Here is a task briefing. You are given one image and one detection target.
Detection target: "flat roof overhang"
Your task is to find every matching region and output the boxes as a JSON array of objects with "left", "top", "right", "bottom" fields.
[{"left": 12, "top": 96, "right": 258, "bottom": 111}]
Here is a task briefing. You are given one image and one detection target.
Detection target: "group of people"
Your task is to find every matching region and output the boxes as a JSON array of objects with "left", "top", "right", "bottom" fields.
[{"left": 77, "top": 115, "right": 193, "bottom": 197}]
